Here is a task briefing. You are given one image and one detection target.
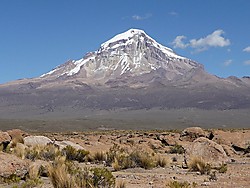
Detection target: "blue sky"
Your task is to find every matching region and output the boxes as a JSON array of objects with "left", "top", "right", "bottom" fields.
[{"left": 0, "top": 0, "right": 250, "bottom": 84}]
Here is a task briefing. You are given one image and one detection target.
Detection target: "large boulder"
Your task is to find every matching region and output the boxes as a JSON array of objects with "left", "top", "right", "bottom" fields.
[
  {"left": 212, "top": 130, "right": 250, "bottom": 148},
  {"left": 0, "top": 131, "right": 11, "bottom": 143},
  {"left": 157, "top": 133, "right": 179, "bottom": 146},
  {"left": 7, "top": 129, "right": 27, "bottom": 139},
  {"left": 0, "top": 152, "right": 29, "bottom": 178},
  {"left": 185, "top": 137, "right": 229, "bottom": 166},
  {"left": 24, "top": 136, "right": 52, "bottom": 147},
  {"left": 180, "top": 127, "right": 207, "bottom": 142},
  {"left": 0, "top": 131, "right": 11, "bottom": 150},
  {"left": 54, "top": 140, "right": 84, "bottom": 150}
]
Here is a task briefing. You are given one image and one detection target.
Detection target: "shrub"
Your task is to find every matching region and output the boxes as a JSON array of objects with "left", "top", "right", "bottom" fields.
[
  {"left": 76, "top": 149, "right": 90, "bottom": 162},
  {"left": 116, "top": 180, "right": 126, "bottom": 188},
  {"left": 25, "top": 147, "right": 39, "bottom": 161},
  {"left": 166, "top": 180, "right": 197, "bottom": 188},
  {"left": 13, "top": 143, "right": 26, "bottom": 159},
  {"left": 169, "top": 144, "right": 185, "bottom": 154},
  {"left": 28, "top": 164, "right": 41, "bottom": 180},
  {"left": 48, "top": 157, "right": 77, "bottom": 188},
  {"left": 155, "top": 155, "right": 168, "bottom": 167},
  {"left": 62, "top": 145, "right": 89, "bottom": 162},
  {"left": 20, "top": 178, "right": 43, "bottom": 188},
  {"left": 48, "top": 156, "right": 115, "bottom": 188},
  {"left": 106, "top": 144, "right": 125, "bottom": 166},
  {"left": 91, "top": 167, "right": 116, "bottom": 188},
  {"left": 61, "top": 145, "right": 76, "bottom": 161},
  {"left": 72, "top": 167, "right": 94, "bottom": 188},
  {"left": 129, "top": 150, "right": 155, "bottom": 169},
  {"left": 0, "top": 174, "right": 21, "bottom": 184},
  {"left": 215, "top": 163, "right": 227, "bottom": 173},
  {"left": 107, "top": 144, "right": 156, "bottom": 170},
  {"left": 112, "top": 157, "right": 122, "bottom": 171},
  {"left": 188, "top": 157, "right": 211, "bottom": 175},
  {"left": 40, "top": 144, "right": 61, "bottom": 161},
  {"left": 25, "top": 144, "right": 61, "bottom": 161},
  {"left": 93, "top": 151, "right": 107, "bottom": 162}
]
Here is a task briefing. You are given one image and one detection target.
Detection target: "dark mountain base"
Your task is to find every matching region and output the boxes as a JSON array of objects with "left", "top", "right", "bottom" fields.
[{"left": 0, "top": 108, "right": 249, "bottom": 132}]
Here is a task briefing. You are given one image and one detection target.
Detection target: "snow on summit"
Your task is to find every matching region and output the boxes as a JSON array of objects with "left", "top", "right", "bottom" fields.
[
  {"left": 40, "top": 28, "right": 195, "bottom": 81},
  {"left": 100, "top": 28, "right": 184, "bottom": 59},
  {"left": 101, "top": 29, "right": 146, "bottom": 48}
]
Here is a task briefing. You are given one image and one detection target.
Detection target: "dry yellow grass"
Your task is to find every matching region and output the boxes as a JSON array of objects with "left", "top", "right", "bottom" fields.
[
  {"left": 188, "top": 157, "right": 211, "bottom": 175},
  {"left": 13, "top": 143, "right": 26, "bottom": 159},
  {"left": 155, "top": 154, "right": 170, "bottom": 167},
  {"left": 48, "top": 156, "right": 77, "bottom": 188},
  {"left": 116, "top": 179, "right": 126, "bottom": 188}
]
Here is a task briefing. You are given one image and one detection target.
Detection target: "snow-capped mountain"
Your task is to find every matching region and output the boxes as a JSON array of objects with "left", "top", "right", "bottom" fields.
[
  {"left": 40, "top": 29, "right": 204, "bottom": 86},
  {"left": 0, "top": 29, "right": 250, "bottom": 120}
]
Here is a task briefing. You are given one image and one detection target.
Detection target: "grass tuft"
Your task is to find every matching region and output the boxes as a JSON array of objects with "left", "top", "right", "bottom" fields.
[
  {"left": 169, "top": 144, "right": 185, "bottom": 154},
  {"left": 166, "top": 180, "right": 197, "bottom": 188},
  {"left": 188, "top": 157, "right": 211, "bottom": 175}
]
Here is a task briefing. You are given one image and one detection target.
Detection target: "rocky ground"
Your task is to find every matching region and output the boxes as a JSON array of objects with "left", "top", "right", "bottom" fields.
[{"left": 1, "top": 127, "right": 250, "bottom": 187}]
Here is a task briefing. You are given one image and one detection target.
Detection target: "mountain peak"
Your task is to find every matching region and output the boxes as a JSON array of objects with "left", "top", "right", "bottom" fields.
[
  {"left": 101, "top": 28, "right": 146, "bottom": 48},
  {"left": 41, "top": 29, "right": 201, "bottom": 85},
  {"left": 100, "top": 28, "right": 183, "bottom": 59}
]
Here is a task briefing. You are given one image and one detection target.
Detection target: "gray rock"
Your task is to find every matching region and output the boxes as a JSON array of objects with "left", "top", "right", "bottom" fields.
[
  {"left": 54, "top": 140, "right": 84, "bottom": 150},
  {"left": 0, "top": 131, "right": 11, "bottom": 151},
  {"left": 181, "top": 127, "right": 207, "bottom": 142},
  {"left": 185, "top": 137, "right": 229, "bottom": 167},
  {"left": 0, "top": 152, "right": 29, "bottom": 178},
  {"left": 0, "top": 131, "right": 11, "bottom": 143},
  {"left": 24, "top": 136, "right": 52, "bottom": 147}
]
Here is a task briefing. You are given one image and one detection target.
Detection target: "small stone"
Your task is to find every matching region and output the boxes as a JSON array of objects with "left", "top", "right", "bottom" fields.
[
  {"left": 201, "top": 182, "right": 211, "bottom": 186},
  {"left": 196, "top": 171, "right": 201, "bottom": 175}
]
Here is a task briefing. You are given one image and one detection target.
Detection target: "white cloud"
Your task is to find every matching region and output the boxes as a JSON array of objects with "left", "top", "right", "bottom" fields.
[
  {"left": 169, "top": 11, "right": 178, "bottom": 16},
  {"left": 132, "top": 13, "right": 152, "bottom": 20},
  {"left": 172, "top": 35, "right": 188, "bottom": 49},
  {"left": 243, "top": 46, "right": 250, "bottom": 53},
  {"left": 172, "top": 29, "right": 231, "bottom": 52},
  {"left": 244, "top": 60, "right": 250, "bottom": 65},
  {"left": 223, "top": 59, "right": 233, "bottom": 66},
  {"left": 189, "top": 30, "right": 230, "bottom": 50}
]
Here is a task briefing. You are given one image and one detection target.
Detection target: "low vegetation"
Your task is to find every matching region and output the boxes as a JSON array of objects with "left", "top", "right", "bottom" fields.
[
  {"left": 169, "top": 144, "right": 185, "bottom": 154},
  {"left": 92, "top": 151, "right": 107, "bottom": 162},
  {"left": 1, "top": 127, "right": 239, "bottom": 188},
  {"left": 106, "top": 144, "right": 165, "bottom": 170},
  {"left": 116, "top": 180, "right": 126, "bottom": 188},
  {"left": 25, "top": 144, "right": 61, "bottom": 161},
  {"left": 188, "top": 157, "right": 211, "bottom": 175},
  {"left": 0, "top": 174, "right": 21, "bottom": 184},
  {"left": 166, "top": 181, "right": 197, "bottom": 188},
  {"left": 48, "top": 156, "right": 115, "bottom": 188},
  {"left": 155, "top": 155, "right": 168, "bottom": 167},
  {"left": 61, "top": 145, "right": 89, "bottom": 162},
  {"left": 215, "top": 163, "right": 227, "bottom": 173}
]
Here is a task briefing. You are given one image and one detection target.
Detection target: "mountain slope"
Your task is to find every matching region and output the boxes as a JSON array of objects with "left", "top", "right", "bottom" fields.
[{"left": 0, "top": 28, "right": 250, "bottom": 119}]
